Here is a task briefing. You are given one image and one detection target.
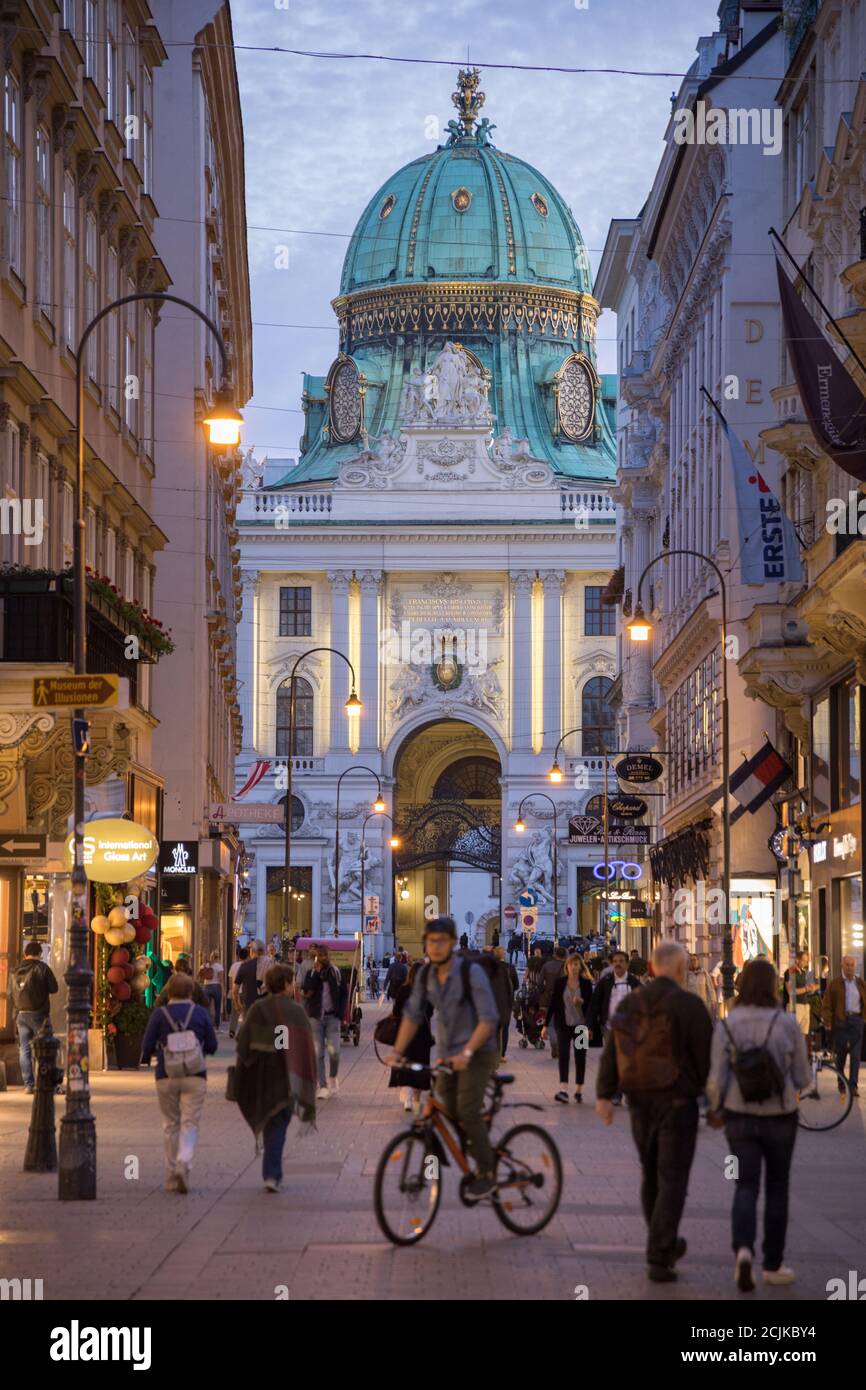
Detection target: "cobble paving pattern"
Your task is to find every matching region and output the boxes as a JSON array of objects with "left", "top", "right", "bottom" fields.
[{"left": 0, "top": 1012, "right": 863, "bottom": 1302}]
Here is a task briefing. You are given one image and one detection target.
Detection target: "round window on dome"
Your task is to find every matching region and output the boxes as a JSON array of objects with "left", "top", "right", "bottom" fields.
[
  {"left": 379, "top": 194, "right": 396, "bottom": 221},
  {"left": 530, "top": 192, "right": 549, "bottom": 218},
  {"left": 451, "top": 186, "right": 472, "bottom": 213}
]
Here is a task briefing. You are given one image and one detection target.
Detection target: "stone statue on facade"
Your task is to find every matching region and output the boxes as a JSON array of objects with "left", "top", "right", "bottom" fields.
[
  {"left": 509, "top": 830, "right": 556, "bottom": 905},
  {"left": 463, "top": 658, "right": 504, "bottom": 719},
  {"left": 401, "top": 343, "right": 492, "bottom": 427},
  {"left": 326, "top": 835, "right": 381, "bottom": 902},
  {"left": 386, "top": 665, "right": 427, "bottom": 718},
  {"left": 241, "top": 448, "right": 265, "bottom": 489}
]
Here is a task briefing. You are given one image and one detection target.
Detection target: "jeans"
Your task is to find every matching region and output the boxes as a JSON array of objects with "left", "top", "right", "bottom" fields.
[
  {"left": 555, "top": 1024, "right": 587, "bottom": 1086},
  {"left": 262, "top": 1107, "right": 291, "bottom": 1183},
  {"left": 627, "top": 1094, "right": 699, "bottom": 1268},
  {"left": 155, "top": 1075, "right": 207, "bottom": 1176},
  {"left": 724, "top": 1110, "right": 798, "bottom": 1271},
  {"left": 204, "top": 984, "right": 222, "bottom": 1028},
  {"left": 832, "top": 1016, "right": 864, "bottom": 1089},
  {"left": 435, "top": 1049, "right": 499, "bottom": 1178},
  {"left": 312, "top": 1013, "right": 341, "bottom": 1087},
  {"left": 16, "top": 1010, "right": 48, "bottom": 1088}
]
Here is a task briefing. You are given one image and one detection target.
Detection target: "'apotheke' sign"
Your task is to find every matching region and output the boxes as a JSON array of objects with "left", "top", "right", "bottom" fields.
[{"left": 158, "top": 840, "right": 199, "bottom": 876}]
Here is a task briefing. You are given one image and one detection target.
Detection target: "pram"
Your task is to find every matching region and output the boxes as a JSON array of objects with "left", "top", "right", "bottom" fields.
[{"left": 514, "top": 979, "right": 546, "bottom": 1050}]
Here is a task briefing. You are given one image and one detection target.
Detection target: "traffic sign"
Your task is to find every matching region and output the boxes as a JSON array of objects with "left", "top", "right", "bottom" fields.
[
  {"left": 33, "top": 674, "right": 127, "bottom": 709},
  {"left": 518, "top": 889, "right": 539, "bottom": 908},
  {"left": 503, "top": 905, "right": 517, "bottom": 921},
  {"left": 0, "top": 832, "right": 46, "bottom": 860}
]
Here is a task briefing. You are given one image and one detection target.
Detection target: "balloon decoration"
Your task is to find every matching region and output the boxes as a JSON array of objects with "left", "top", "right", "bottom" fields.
[
  {"left": 108, "top": 906, "right": 128, "bottom": 928},
  {"left": 104, "top": 926, "right": 126, "bottom": 946},
  {"left": 90, "top": 914, "right": 109, "bottom": 936},
  {"left": 102, "top": 903, "right": 159, "bottom": 1009}
]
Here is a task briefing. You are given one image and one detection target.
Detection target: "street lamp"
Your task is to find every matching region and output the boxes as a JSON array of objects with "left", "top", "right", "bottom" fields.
[
  {"left": 359, "top": 809, "right": 399, "bottom": 941},
  {"left": 281, "top": 648, "right": 361, "bottom": 938},
  {"left": 629, "top": 548, "right": 733, "bottom": 1001},
  {"left": 514, "top": 793, "right": 559, "bottom": 946},
  {"left": 63, "top": 292, "right": 243, "bottom": 1203},
  {"left": 334, "top": 766, "right": 383, "bottom": 934}
]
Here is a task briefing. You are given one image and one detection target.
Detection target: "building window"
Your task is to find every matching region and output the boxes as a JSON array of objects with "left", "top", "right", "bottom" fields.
[
  {"left": 812, "top": 693, "right": 830, "bottom": 816},
  {"left": 124, "top": 277, "right": 137, "bottom": 434},
  {"left": 35, "top": 125, "right": 52, "bottom": 317},
  {"left": 581, "top": 676, "right": 615, "bottom": 755},
  {"left": 106, "top": 0, "right": 118, "bottom": 122},
  {"left": 124, "top": 25, "right": 137, "bottom": 161},
  {"left": 84, "top": 213, "right": 98, "bottom": 379},
  {"left": 4, "top": 73, "right": 22, "bottom": 276},
  {"left": 836, "top": 678, "right": 861, "bottom": 809},
  {"left": 142, "top": 69, "right": 153, "bottom": 195},
  {"left": 277, "top": 795, "right": 305, "bottom": 833},
  {"left": 279, "top": 586, "right": 312, "bottom": 636},
  {"left": 669, "top": 652, "right": 718, "bottom": 796},
  {"left": 84, "top": 0, "right": 98, "bottom": 79},
  {"left": 585, "top": 585, "right": 615, "bottom": 637},
  {"left": 276, "top": 677, "right": 313, "bottom": 757},
  {"left": 62, "top": 171, "right": 77, "bottom": 348},
  {"left": 142, "top": 307, "right": 154, "bottom": 456},
  {"left": 106, "top": 246, "right": 119, "bottom": 409},
  {"left": 62, "top": 0, "right": 76, "bottom": 35}
]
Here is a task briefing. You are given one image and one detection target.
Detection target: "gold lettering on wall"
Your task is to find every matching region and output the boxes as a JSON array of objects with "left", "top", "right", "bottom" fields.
[
  {"left": 745, "top": 319, "right": 764, "bottom": 344},
  {"left": 745, "top": 379, "right": 764, "bottom": 405}
]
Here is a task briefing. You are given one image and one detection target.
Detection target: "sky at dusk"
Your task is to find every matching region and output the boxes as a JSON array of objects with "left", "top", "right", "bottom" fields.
[{"left": 230, "top": 0, "right": 721, "bottom": 465}]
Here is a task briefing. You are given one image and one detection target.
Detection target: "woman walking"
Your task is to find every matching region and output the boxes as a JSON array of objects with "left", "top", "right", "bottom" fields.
[
  {"left": 541, "top": 952, "right": 594, "bottom": 1104},
  {"left": 706, "top": 957, "right": 811, "bottom": 1292},
  {"left": 200, "top": 950, "right": 224, "bottom": 1032},
  {"left": 388, "top": 960, "right": 433, "bottom": 1114},
  {"left": 235, "top": 964, "right": 318, "bottom": 1193},
  {"left": 140, "top": 972, "right": 218, "bottom": 1194}
]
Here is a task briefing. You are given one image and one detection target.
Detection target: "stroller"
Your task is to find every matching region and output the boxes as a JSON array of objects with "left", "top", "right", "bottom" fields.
[{"left": 514, "top": 979, "right": 546, "bottom": 1050}]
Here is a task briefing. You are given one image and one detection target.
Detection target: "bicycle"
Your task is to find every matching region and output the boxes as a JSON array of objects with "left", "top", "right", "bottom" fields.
[
  {"left": 797, "top": 1039, "right": 853, "bottom": 1132},
  {"left": 373, "top": 1061, "right": 562, "bottom": 1246}
]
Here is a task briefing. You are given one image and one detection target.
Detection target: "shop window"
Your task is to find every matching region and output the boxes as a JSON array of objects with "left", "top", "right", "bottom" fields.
[
  {"left": 839, "top": 876, "right": 864, "bottom": 976},
  {"left": 835, "top": 678, "right": 861, "bottom": 809},
  {"left": 811, "top": 694, "right": 830, "bottom": 816}
]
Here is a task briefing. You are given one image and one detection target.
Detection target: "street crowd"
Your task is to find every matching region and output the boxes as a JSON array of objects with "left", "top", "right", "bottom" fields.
[{"left": 9, "top": 924, "right": 866, "bottom": 1289}]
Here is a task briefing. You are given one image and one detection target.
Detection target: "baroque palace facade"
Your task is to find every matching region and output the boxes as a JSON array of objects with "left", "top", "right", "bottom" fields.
[{"left": 236, "top": 71, "right": 620, "bottom": 957}]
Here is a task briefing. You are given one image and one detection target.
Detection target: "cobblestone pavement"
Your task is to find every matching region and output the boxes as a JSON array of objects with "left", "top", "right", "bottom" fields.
[{"left": 0, "top": 1014, "right": 863, "bottom": 1302}]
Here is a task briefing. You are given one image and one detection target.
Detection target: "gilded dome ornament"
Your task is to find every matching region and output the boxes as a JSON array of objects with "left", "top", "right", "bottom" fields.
[
  {"left": 531, "top": 192, "right": 549, "bottom": 217},
  {"left": 452, "top": 186, "right": 472, "bottom": 213},
  {"left": 450, "top": 66, "right": 485, "bottom": 139},
  {"left": 379, "top": 194, "right": 396, "bottom": 220}
]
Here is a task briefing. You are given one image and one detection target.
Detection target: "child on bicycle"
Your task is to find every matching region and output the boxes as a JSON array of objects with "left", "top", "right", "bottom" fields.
[{"left": 386, "top": 916, "right": 500, "bottom": 1202}]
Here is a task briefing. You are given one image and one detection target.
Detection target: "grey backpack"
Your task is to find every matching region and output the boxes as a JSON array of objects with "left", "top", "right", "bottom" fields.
[{"left": 160, "top": 1004, "right": 205, "bottom": 1077}]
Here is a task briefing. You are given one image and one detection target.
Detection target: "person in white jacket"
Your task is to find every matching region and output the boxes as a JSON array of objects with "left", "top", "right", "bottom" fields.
[{"left": 706, "top": 957, "right": 810, "bottom": 1294}]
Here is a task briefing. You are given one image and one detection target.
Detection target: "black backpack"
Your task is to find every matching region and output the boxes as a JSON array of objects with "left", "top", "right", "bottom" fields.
[
  {"left": 722, "top": 1012, "right": 784, "bottom": 1103},
  {"left": 12, "top": 960, "right": 50, "bottom": 1013}
]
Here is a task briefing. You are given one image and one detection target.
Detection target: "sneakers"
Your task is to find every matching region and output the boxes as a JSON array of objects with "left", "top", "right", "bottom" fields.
[
  {"left": 328, "top": 1076, "right": 340, "bottom": 1095},
  {"left": 735, "top": 1248, "right": 755, "bottom": 1293},
  {"left": 174, "top": 1167, "right": 189, "bottom": 1195},
  {"left": 763, "top": 1266, "right": 796, "bottom": 1286},
  {"left": 263, "top": 1177, "right": 280, "bottom": 1194},
  {"left": 464, "top": 1175, "right": 497, "bottom": 1203},
  {"left": 316, "top": 1086, "right": 330, "bottom": 1100},
  {"left": 554, "top": 1090, "right": 569, "bottom": 1104},
  {"left": 573, "top": 1091, "right": 583, "bottom": 1104}
]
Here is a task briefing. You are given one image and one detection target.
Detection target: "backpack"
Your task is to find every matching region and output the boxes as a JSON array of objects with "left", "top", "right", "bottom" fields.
[
  {"left": 611, "top": 992, "right": 680, "bottom": 1091},
  {"left": 421, "top": 953, "right": 509, "bottom": 1024},
  {"left": 160, "top": 1004, "right": 205, "bottom": 1078},
  {"left": 12, "top": 960, "right": 50, "bottom": 1013},
  {"left": 721, "top": 1013, "right": 784, "bottom": 1103}
]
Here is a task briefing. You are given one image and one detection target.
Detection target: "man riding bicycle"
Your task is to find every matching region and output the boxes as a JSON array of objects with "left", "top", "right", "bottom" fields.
[{"left": 386, "top": 916, "right": 500, "bottom": 1201}]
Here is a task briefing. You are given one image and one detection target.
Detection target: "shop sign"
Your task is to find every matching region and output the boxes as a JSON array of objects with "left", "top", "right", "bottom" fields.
[
  {"left": 158, "top": 841, "right": 199, "bottom": 876},
  {"left": 812, "top": 841, "right": 827, "bottom": 863},
  {"left": 65, "top": 819, "right": 159, "bottom": 883},
  {"left": 608, "top": 795, "right": 648, "bottom": 820},
  {"left": 833, "top": 833, "right": 857, "bottom": 860},
  {"left": 568, "top": 816, "right": 651, "bottom": 846},
  {"left": 616, "top": 754, "right": 663, "bottom": 784}
]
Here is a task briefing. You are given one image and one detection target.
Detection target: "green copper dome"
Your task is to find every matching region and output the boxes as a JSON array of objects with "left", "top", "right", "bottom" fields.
[{"left": 340, "top": 139, "right": 592, "bottom": 295}]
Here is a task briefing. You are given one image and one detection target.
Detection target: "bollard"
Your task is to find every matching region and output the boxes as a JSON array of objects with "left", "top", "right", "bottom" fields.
[{"left": 23, "top": 1019, "right": 64, "bottom": 1172}]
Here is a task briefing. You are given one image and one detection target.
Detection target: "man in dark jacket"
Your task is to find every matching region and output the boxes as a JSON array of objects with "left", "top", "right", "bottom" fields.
[
  {"left": 12, "top": 940, "right": 58, "bottom": 1092},
  {"left": 302, "top": 947, "right": 347, "bottom": 1098},
  {"left": 596, "top": 940, "right": 713, "bottom": 1283},
  {"left": 587, "top": 950, "right": 641, "bottom": 1033},
  {"left": 383, "top": 954, "right": 408, "bottom": 1001}
]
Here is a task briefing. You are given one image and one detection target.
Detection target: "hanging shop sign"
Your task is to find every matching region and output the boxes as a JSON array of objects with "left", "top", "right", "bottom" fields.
[
  {"left": 607, "top": 795, "right": 648, "bottom": 820},
  {"left": 616, "top": 754, "right": 664, "bottom": 784},
  {"left": 568, "top": 816, "right": 650, "bottom": 846},
  {"left": 158, "top": 841, "right": 199, "bottom": 876},
  {"left": 647, "top": 821, "right": 711, "bottom": 888},
  {"left": 65, "top": 819, "right": 159, "bottom": 883}
]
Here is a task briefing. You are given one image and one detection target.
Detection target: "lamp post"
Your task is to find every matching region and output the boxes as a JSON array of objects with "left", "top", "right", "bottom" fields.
[
  {"left": 281, "top": 648, "right": 361, "bottom": 938},
  {"left": 359, "top": 809, "right": 399, "bottom": 942},
  {"left": 514, "top": 793, "right": 559, "bottom": 945},
  {"left": 628, "top": 548, "right": 733, "bottom": 1000},
  {"left": 334, "top": 767, "right": 384, "bottom": 934},
  {"left": 547, "top": 727, "right": 615, "bottom": 941},
  {"left": 62, "top": 293, "right": 242, "bottom": 1203}
]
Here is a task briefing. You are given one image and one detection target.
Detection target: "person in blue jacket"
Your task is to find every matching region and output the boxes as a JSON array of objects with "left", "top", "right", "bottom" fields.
[{"left": 140, "top": 972, "right": 218, "bottom": 1193}]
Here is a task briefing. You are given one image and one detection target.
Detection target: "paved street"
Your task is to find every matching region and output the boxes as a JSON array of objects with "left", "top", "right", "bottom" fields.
[{"left": 1, "top": 1015, "right": 863, "bottom": 1303}]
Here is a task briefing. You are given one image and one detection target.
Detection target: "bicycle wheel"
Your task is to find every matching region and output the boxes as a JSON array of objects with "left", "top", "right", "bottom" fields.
[
  {"left": 798, "top": 1060, "right": 853, "bottom": 1131},
  {"left": 492, "top": 1124, "right": 562, "bottom": 1235},
  {"left": 374, "top": 1129, "right": 442, "bottom": 1245}
]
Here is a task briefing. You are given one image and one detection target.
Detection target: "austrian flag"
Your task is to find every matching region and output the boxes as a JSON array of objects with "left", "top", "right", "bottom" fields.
[
  {"left": 235, "top": 760, "right": 271, "bottom": 800},
  {"left": 729, "top": 740, "right": 793, "bottom": 819}
]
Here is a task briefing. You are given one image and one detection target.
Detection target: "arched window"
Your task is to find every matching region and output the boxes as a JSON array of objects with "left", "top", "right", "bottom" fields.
[
  {"left": 276, "top": 677, "right": 313, "bottom": 757},
  {"left": 277, "top": 795, "right": 305, "bottom": 833},
  {"left": 433, "top": 756, "right": 501, "bottom": 801},
  {"left": 581, "top": 677, "right": 615, "bottom": 755}
]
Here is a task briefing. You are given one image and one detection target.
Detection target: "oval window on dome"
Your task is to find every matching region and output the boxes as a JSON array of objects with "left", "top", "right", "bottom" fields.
[
  {"left": 379, "top": 194, "right": 396, "bottom": 221},
  {"left": 556, "top": 355, "right": 596, "bottom": 443},
  {"left": 452, "top": 186, "right": 472, "bottom": 213},
  {"left": 531, "top": 192, "right": 549, "bottom": 217},
  {"left": 328, "top": 357, "right": 363, "bottom": 444}
]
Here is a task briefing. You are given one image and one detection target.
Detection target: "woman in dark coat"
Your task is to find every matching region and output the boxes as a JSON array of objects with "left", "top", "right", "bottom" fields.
[
  {"left": 388, "top": 960, "right": 433, "bottom": 1114},
  {"left": 541, "top": 952, "right": 594, "bottom": 1104}
]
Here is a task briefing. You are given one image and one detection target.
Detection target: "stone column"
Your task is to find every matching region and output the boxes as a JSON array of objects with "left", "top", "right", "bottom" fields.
[
  {"left": 510, "top": 571, "right": 533, "bottom": 751},
  {"left": 328, "top": 569, "right": 352, "bottom": 752},
  {"left": 358, "top": 570, "right": 383, "bottom": 751},
  {"left": 541, "top": 570, "right": 565, "bottom": 752},
  {"left": 238, "top": 572, "right": 258, "bottom": 747}
]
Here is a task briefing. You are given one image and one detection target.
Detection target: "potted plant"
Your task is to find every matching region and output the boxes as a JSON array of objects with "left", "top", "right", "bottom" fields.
[{"left": 112, "top": 1001, "right": 151, "bottom": 1069}]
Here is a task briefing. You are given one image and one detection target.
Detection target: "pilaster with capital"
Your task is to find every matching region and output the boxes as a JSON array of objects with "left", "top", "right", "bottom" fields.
[
  {"left": 510, "top": 571, "right": 533, "bottom": 750},
  {"left": 328, "top": 570, "right": 353, "bottom": 752},
  {"left": 540, "top": 570, "right": 565, "bottom": 751},
  {"left": 358, "top": 570, "right": 383, "bottom": 751},
  {"left": 238, "top": 571, "right": 259, "bottom": 745},
  {"left": 625, "top": 508, "right": 654, "bottom": 707}
]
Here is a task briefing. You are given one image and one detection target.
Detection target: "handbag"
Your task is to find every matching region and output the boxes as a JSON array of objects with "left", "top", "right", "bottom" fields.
[
  {"left": 374, "top": 1011, "right": 400, "bottom": 1046},
  {"left": 225, "top": 1064, "right": 240, "bottom": 1102}
]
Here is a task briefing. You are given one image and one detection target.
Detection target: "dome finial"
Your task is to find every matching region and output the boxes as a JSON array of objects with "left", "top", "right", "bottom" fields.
[{"left": 452, "top": 66, "right": 485, "bottom": 137}]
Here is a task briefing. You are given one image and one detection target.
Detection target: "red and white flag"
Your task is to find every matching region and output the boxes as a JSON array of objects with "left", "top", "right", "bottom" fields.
[{"left": 235, "top": 760, "right": 271, "bottom": 800}]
